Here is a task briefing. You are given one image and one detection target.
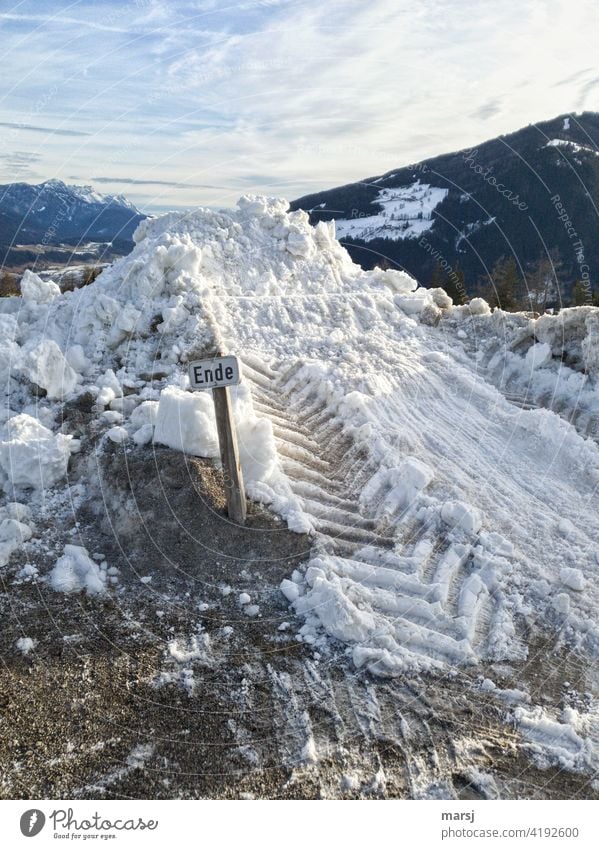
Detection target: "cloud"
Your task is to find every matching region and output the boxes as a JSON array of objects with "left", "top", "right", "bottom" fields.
[
  {"left": 0, "top": 151, "right": 42, "bottom": 177},
  {"left": 471, "top": 99, "right": 502, "bottom": 121},
  {"left": 0, "top": 12, "right": 136, "bottom": 35},
  {"left": 0, "top": 121, "right": 91, "bottom": 137},
  {"left": 1, "top": 0, "right": 597, "bottom": 208},
  {"left": 576, "top": 75, "right": 599, "bottom": 109},
  {"left": 0, "top": 152, "right": 41, "bottom": 164},
  {"left": 88, "top": 176, "right": 234, "bottom": 190}
]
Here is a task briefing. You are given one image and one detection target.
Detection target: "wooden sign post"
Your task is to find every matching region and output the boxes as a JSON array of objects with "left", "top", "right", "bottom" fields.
[{"left": 188, "top": 354, "right": 246, "bottom": 525}]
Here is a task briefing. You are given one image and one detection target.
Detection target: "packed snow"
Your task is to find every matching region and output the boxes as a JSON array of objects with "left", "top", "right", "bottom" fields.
[{"left": 1, "top": 192, "right": 599, "bottom": 778}]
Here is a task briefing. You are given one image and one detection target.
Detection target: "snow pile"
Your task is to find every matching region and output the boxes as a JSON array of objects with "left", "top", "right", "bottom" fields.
[
  {"left": 7, "top": 196, "right": 441, "bottom": 532},
  {"left": 442, "top": 306, "right": 599, "bottom": 438},
  {"left": 2, "top": 192, "right": 599, "bottom": 699}
]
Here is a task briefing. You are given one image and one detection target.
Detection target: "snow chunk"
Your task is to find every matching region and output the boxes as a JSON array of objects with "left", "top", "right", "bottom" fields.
[
  {"left": 133, "top": 423, "right": 154, "bottom": 446},
  {"left": 467, "top": 297, "right": 491, "bottom": 316},
  {"left": 552, "top": 592, "right": 570, "bottom": 614},
  {"left": 130, "top": 401, "right": 159, "bottom": 429},
  {"left": 65, "top": 345, "right": 91, "bottom": 375},
  {"left": 373, "top": 267, "right": 418, "bottom": 294},
  {"left": 361, "top": 456, "right": 433, "bottom": 518},
  {"left": 525, "top": 342, "right": 551, "bottom": 370},
  {"left": 0, "top": 414, "right": 74, "bottom": 491},
  {"left": 280, "top": 578, "right": 300, "bottom": 602},
  {"left": 48, "top": 545, "right": 108, "bottom": 595},
  {"left": 106, "top": 426, "right": 129, "bottom": 444},
  {"left": 286, "top": 228, "right": 313, "bottom": 257},
  {"left": 154, "top": 385, "right": 219, "bottom": 457},
  {"left": 441, "top": 500, "right": 482, "bottom": 535},
  {"left": 16, "top": 636, "right": 36, "bottom": 655},
  {"left": 558, "top": 518, "right": 576, "bottom": 538},
  {"left": 4, "top": 502, "right": 32, "bottom": 523},
  {"left": 20, "top": 270, "right": 60, "bottom": 304},
  {"left": 0, "top": 516, "right": 33, "bottom": 566},
  {"left": 560, "top": 567, "right": 585, "bottom": 592},
  {"left": 24, "top": 339, "right": 79, "bottom": 399}
]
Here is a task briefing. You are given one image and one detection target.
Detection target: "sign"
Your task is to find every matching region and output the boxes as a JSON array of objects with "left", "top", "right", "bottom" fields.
[
  {"left": 188, "top": 355, "right": 240, "bottom": 390},
  {"left": 188, "top": 352, "right": 246, "bottom": 525}
]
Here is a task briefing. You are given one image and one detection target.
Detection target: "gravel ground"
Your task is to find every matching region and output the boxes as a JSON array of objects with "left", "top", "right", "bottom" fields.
[{"left": 0, "top": 443, "right": 597, "bottom": 800}]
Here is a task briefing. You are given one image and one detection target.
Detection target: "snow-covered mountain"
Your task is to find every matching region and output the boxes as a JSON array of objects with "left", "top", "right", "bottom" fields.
[
  {"left": 292, "top": 112, "right": 599, "bottom": 300},
  {"left": 0, "top": 178, "right": 145, "bottom": 265}
]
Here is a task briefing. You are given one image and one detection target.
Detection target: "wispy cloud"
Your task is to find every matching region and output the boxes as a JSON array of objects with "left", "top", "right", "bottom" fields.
[
  {"left": 0, "top": 121, "right": 91, "bottom": 137},
  {"left": 0, "top": 11, "right": 142, "bottom": 35},
  {"left": 90, "top": 176, "right": 234, "bottom": 190},
  {"left": 471, "top": 99, "right": 502, "bottom": 121},
  {"left": 0, "top": 151, "right": 42, "bottom": 177}
]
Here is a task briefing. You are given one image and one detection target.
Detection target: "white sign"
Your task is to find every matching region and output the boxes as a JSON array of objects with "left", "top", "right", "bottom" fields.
[{"left": 188, "top": 355, "right": 240, "bottom": 390}]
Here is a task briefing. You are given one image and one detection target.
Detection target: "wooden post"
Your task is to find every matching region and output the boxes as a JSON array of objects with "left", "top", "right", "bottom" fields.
[{"left": 212, "top": 384, "right": 247, "bottom": 525}]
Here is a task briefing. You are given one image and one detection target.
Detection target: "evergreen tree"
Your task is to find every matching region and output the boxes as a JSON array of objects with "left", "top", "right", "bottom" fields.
[
  {"left": 526, "top": 250, "right": 563, "bottom": 312},
  {"left": 572, "top": 280, "right": 590, "bottom": 306},
  {"left": 429, "top": 261, "right": 445, "bottom": 289},
  {"left": 485, "top": 256, "right": 521, "bottom": 311},
  {"left": 444, "top": 261, "right": 468, "bottom": 305}
]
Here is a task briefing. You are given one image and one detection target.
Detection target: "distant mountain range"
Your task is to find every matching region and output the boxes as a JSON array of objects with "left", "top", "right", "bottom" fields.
[
  {"left": 291, "top": 112, "right": 599, "bottom": 301},
  {"left": 0, "top": 179, "right": 145, "bottom": 269}
]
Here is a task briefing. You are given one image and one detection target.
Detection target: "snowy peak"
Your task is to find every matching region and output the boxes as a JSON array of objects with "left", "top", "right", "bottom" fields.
[
  {"left": 0, "top": 178, "right": 145, "bottom": 261},
  {"left": 36, "top": 179, "right": 141, "bottom": 212}
]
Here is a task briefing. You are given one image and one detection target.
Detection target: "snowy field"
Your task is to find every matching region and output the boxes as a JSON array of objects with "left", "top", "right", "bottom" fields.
[
  {"left": 1, "top": 196, "right": 598, "bottom": 798},
  {"left": 334, "top": 182, "right": 449, "bottom": 241}
]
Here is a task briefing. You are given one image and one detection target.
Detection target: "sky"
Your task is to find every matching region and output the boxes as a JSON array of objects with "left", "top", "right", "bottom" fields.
[{"left": 1, "top": 0, "right": 599, "bottom": 213}]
